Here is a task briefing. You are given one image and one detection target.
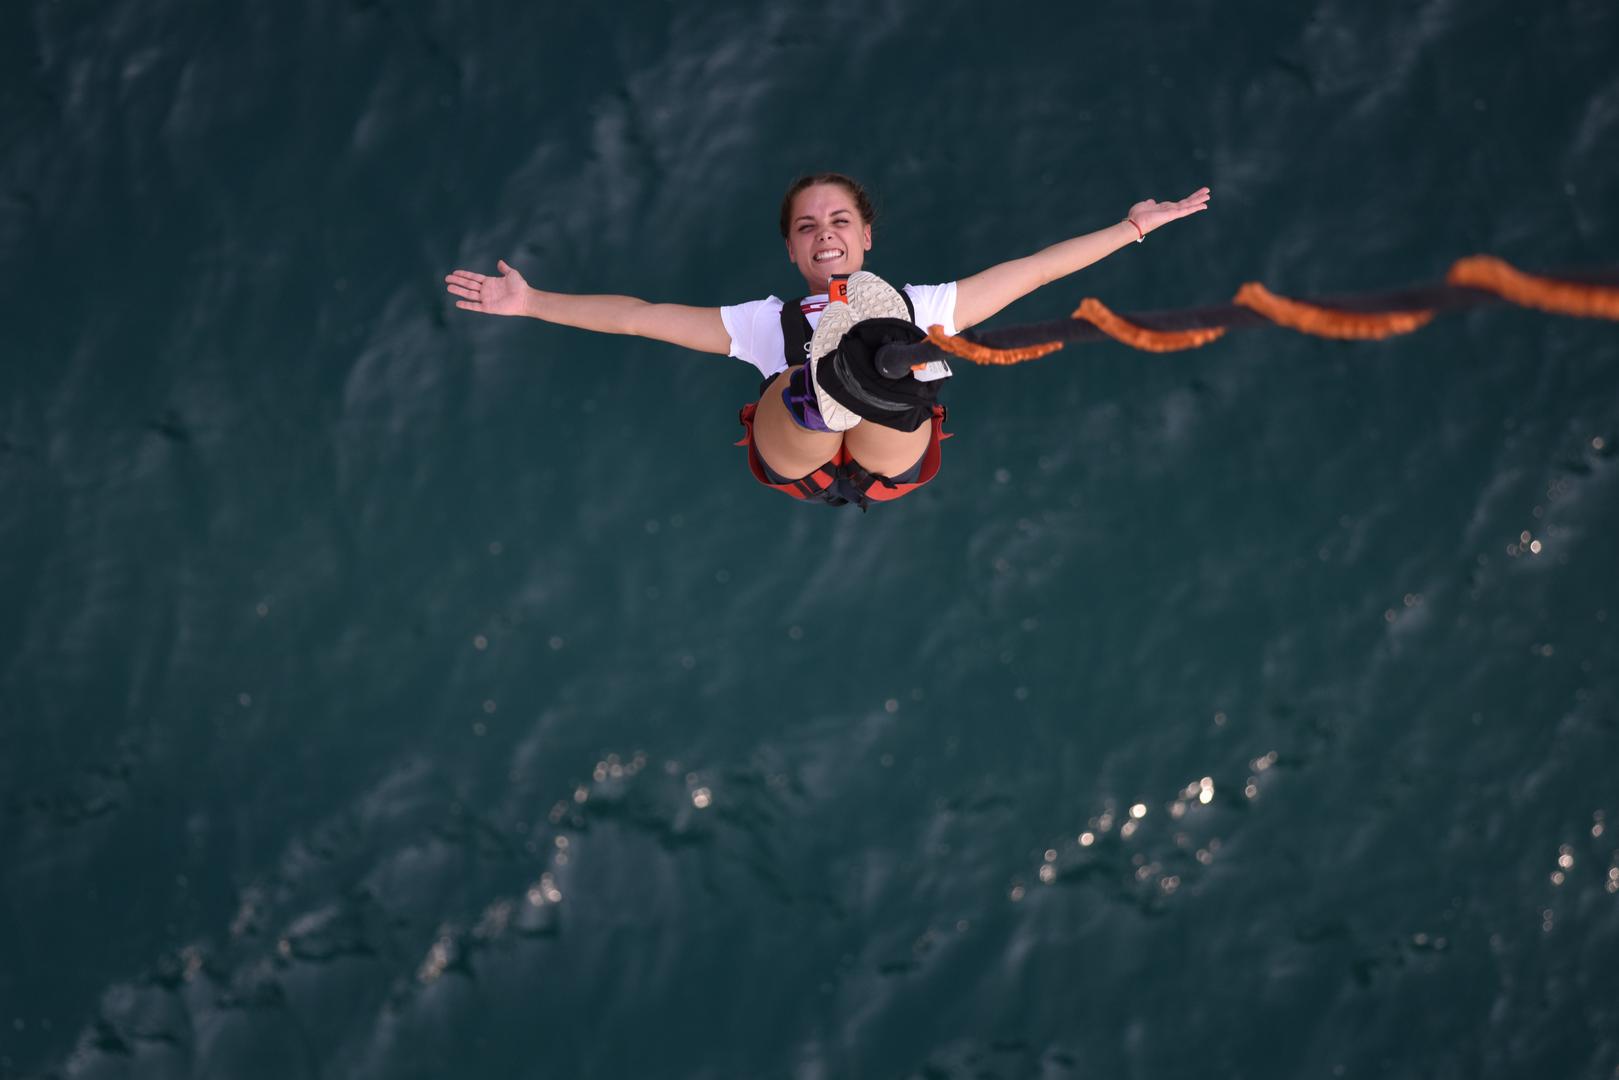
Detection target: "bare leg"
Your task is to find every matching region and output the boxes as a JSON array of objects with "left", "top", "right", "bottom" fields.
[
  {"left": 753, "top": 367, "right": 844, "bottom": 480},
  {"left": 842, "top": 410, "right": 932, "bottom": 476}
]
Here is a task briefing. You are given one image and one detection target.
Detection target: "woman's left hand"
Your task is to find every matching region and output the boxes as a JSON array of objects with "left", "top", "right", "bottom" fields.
[{"left": 1127, "top": 187, "right": 1211, "bottom": 237}]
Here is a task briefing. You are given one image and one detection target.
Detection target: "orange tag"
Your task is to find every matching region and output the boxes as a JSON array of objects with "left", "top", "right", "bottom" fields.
[{"left": 828, "top": 274, "right": 849, "bottom": 304}]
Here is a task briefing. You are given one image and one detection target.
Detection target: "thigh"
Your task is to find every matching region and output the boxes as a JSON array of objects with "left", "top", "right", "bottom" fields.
[
  {"left": 842, "top": 414, "right": 932, "bottom": 477},
  {"left": 752, "top": 368, "right": 844, "bottom": 481}
]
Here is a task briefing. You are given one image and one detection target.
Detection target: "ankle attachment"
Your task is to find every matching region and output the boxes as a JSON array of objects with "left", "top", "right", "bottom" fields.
[{"left": 814, "top": 318, "right": 943, "bottom": 433}]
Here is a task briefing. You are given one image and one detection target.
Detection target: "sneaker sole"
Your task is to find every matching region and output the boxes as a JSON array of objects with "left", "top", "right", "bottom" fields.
[
  {"left": 807, "top": 301, "right": 863, "bottom": 431},
  {"left": 843, "top": 270, "right": 911, "bottom": 323}
]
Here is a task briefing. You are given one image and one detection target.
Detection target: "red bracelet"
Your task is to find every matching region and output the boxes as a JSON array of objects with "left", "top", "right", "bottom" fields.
[{"left": 1127, "top": 218, "right": 1145, "bottom": 243}]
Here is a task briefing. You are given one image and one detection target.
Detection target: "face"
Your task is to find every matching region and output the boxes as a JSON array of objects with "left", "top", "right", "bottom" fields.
[{"left": 784, "top": 183, "right": 872, "bottom": 293}]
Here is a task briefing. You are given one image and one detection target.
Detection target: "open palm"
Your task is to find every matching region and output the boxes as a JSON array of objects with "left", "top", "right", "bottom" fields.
[
  {"left": 1128, "top": 187, "right": 1211, "bottom": 236},
  {"left": 444, "top": 259, "right": 529, "bottom": 316}
]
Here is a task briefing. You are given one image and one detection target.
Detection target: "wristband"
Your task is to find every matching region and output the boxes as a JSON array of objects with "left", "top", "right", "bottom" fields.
[{"left": 1127, "top": 218, "right": 1145, "bottom": 243}]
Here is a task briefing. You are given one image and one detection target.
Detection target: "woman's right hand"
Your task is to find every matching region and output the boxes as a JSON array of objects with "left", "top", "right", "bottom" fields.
[{"left": 445, "top": 259, "right": 530, "bottom": 317}]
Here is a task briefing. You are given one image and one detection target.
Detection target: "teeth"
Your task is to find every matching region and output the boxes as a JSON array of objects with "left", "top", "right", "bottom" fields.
[{"left": 813, "top": 250, "right": 843, "bottom": 262}]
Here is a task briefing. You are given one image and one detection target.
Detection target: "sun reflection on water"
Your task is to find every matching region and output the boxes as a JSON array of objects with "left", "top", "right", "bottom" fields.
[{"left": 1013, "top": 752, "right": 1277, "bottom": 909}]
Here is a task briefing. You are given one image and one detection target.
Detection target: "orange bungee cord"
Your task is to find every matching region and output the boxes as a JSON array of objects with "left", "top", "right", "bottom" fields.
[{"left": 906, "top": 257, "right": 1619, "bottom": 368}]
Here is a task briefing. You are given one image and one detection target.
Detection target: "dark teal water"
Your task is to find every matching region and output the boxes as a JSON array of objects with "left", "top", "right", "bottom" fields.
[{"left": 4, "top": 2, "right": 1619, "bottom": 1077}]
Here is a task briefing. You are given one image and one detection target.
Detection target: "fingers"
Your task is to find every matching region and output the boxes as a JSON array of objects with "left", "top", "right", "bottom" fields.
[
  {"left": 455, "top": 300, "right": 482, "bottom": 311},
  {"left": 442, "top": 261, "right": 517, "bottom": 286},
  {"left": 446, "top": 281, "right": 480, "bottom": 300}
]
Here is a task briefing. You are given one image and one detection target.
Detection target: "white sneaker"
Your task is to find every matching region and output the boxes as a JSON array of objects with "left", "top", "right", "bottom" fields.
[
  {"left": 843, "top": 270, "right": 911, "bottom": 324},
  {"left": 806, "top": 300, "right": 864, "bottom": 431},
  {"left": 806, "top": 272, "right": 920, "bottom": 431}
]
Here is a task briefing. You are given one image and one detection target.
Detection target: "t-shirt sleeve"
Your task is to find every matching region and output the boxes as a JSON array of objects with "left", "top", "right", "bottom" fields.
[
  {"left": 719, "top": 296, "right": 788, "bottom": 379},
  {"left": 902, "top": 281, "right": 959, "bottom": 337}
]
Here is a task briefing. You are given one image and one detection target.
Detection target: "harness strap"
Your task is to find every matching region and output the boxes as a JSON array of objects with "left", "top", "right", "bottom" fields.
[
  {"left": 736, "top": 403, "right": 849, "bottom": 505},
  {"left": 848, "top": 405, "right": 950, "bottom": 503},
  {"left": 737, "top": 403, "right": 950, "bottom": 508},
  {"left": 780, "top": 299, "right": 811, "bottom": 367}
]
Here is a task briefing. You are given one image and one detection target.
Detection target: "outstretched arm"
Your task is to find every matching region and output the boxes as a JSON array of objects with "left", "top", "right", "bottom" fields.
[
  {"left": 444, "top": 259, "right": 731, "bottom": 355},
  {"left": 953, "top": 187, "right": 1210, "bottom": 332}
]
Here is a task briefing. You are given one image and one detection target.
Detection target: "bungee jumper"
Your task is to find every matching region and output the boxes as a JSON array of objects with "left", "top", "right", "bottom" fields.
[{"left": 443, "top": 172, "right": 1211, "bottom": 509}]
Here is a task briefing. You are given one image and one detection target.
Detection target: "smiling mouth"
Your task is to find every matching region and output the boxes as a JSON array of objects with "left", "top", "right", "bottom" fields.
[{"left": 813, "top": 249, "right": 845, "bottom": 263}]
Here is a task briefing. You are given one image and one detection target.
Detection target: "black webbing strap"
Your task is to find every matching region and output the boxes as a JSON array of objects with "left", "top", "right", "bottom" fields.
[{"left": 781, "top": 297, "right": 812, "bottom": 367}]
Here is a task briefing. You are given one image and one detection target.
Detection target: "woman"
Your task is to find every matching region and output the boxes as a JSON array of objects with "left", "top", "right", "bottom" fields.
[{"left": 444, "top": 174, "right": 1210, "bottom": 508}]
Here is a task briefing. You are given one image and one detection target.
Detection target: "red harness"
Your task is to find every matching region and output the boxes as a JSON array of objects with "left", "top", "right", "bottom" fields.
[{"left": 736, "top": 403, "right": 950, "bottom": 507}]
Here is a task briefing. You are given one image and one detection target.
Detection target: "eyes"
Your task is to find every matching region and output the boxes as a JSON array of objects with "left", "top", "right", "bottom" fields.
[{"left": 798, "top": 218, "right": 852, "bottom": 233}]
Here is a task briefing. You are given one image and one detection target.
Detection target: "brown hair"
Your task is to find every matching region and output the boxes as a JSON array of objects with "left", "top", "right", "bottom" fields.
[{"left": 778, "top": 173, "right": 877, "bottom": 238}]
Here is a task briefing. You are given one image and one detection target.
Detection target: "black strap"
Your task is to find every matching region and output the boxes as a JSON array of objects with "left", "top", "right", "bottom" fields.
[
  {"left": 795, "top": 475, "right": 850, "bottom": 507},
  {"left": 780, "top": 297, "right": 812, "bottom": 367}
]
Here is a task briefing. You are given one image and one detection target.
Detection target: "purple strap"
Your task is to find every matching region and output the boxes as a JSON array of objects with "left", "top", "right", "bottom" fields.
[{"left": 782, "top": 366, "right": 834, "bottom": 432}]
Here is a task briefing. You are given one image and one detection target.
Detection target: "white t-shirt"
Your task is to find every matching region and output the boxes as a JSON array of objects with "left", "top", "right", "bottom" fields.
[{"left": 720, "top": 281, "right": 957, "bottom": 382}]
